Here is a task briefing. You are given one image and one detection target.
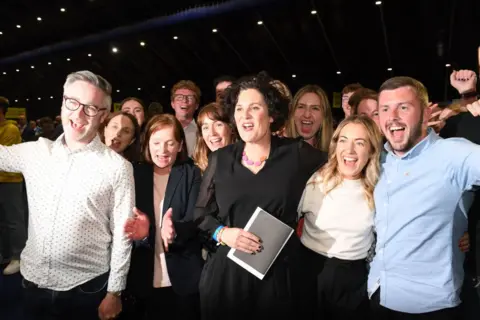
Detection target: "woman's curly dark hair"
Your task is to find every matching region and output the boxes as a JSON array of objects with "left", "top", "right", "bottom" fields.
[{"left": 223, "top": 71, "right": 290, "bottom": 132}]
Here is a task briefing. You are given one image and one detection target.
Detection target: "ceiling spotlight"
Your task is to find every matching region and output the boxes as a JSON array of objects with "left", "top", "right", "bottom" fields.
[
  {"left": 60, "top": 8, "right": 66, "bottom": 12},
  {"left": 37, "top": 17, "right": 42, "bottom": 21},
  {"left": 137, "top": 88, "right": 141, "bottom": 91},
  {"left": 38, "top": 97, "right": 41, "bottom": 100},
  {"left": 311, "top": 10, "right": 317, "bottom": 14},
  {"left": 212, "top": 29, "right": 218, "bottom": 33},
  {"left": 112, "top": 47, "right": 118, "bottom": 53},
  {"left": 140, "top": 41, "right": 146, "bottom": 46},
  {"left": 48, "top": 62, "right": 52, "bottom": 65},
  {"left": 336, "top": 71, "right": 341, "bottom": 75},
  {"left": 16, "top": 25, "right": 21, "bottom": 29},
  {"left": 387, "top": 67, "right": 393, "bottom": 71},
  {"left": 16, "top": 69, "right": 20, "bottom": 72},
  {"left": 162, "top": 85, "right": 166, "bottom": 89},
  {"left": 257, "top": 21, "right": 263, "bottom": 25},
  {"left": 292, "top": 74, "right": 296, "bottom": 78},
  {"left": 88, "top": 53, "right": 92, "bottom": 57},
  {"left": 445, "top": 63, "right": 451, "bottom": 67},
  {"left": 66, "top": 58, "right": 71, "bottom": 61},
  {"left": 50, "top": 96, "right": 53, "bottom": 99},
  {"left": 26, "top": 98, "right": 29, "bottom": 101},
  {"left": 31, "top": 65, "right": 35, "bottom": 69},
  {"left": 375, "top": 1, "right": 382, "bottom": 5},
  {"left": 116, "top": 89, "right": 120, "bottom": 93},
  {"left": 2, "top": 72, "right": 6, "bottom": 75},
  {"left": 15, "top": 99, "right": 18, "bottom": 103},
  {"left": 173, "top": 36, "right": 178, "bottom": 40},
  {"left": 0, "top": 31, "right": 3, "bottom": 35}
]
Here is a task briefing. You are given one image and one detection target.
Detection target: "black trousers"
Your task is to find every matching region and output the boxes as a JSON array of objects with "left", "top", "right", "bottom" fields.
[
  {"left": 0, "top": 182, "right": 27, "bottom": 260},
  {"left": 290, "top": 244, "right": 369, "bottom": 320},
  {"left": 370, "top": 290, "right": 461, "bottom": 320},
  {"left": 120, "top": 287, "right": 200, "bottom": 320},
  {"left": 318, "top": 255, "right": 369, "bottom": 319},
  {"left": 22, "top": 272, "right": 108, "bottom": 320}
]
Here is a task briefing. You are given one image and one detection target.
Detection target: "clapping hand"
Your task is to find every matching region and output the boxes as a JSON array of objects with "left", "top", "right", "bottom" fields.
[
  {"left": 161, "top": 208, "right": 175, "bottom": 252},
  {"left": 124, "top": 207, "right": 150, "bottom": 240}
]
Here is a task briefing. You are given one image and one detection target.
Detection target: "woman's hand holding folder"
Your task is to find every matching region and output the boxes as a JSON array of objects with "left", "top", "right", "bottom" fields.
[{"left": 221, "top": 228, "right": 263, "bottom": 255}]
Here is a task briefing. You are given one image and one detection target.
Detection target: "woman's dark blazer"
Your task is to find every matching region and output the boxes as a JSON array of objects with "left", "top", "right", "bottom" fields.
[{"left": 126, "top": 161, "right": 204, "bottom": 298}]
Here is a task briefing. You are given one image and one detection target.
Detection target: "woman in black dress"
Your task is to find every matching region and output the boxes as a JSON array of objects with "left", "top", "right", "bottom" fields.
[{"left": 190, "top": 73, "right": 328, "bottom": 319}]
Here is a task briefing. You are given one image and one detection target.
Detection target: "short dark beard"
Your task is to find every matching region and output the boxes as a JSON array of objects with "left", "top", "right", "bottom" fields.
[{"left": 395, "top": 113, "right": 424, "bottom": 154}]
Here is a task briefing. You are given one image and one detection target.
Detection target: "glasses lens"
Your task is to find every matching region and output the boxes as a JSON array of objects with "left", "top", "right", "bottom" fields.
[
  {"left": 65, "top": 98, "right": 79, "bottom": 111},
  {"left": 84, "top": 105, "right": 98, "bottom": 116}
]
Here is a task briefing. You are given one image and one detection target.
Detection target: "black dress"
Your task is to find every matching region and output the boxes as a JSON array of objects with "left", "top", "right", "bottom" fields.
[{"left": 194, "top": 136, "right": 327, "bottom": 320}]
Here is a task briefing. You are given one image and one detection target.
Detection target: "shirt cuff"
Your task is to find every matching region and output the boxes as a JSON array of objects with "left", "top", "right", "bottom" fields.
[{"left": 106, "top": 274, "right": 127, "bottom": 292}]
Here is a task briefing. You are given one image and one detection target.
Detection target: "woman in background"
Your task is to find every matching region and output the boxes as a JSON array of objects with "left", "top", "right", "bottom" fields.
[
  {"left": 102, "top": 111, "right": 140, "bottom": 162},
  {"left": 193, "top": 103, "right": 234, "bottom": 173},
  {"left": 285, "top": 85, "right": 334, "bottom": 152}
]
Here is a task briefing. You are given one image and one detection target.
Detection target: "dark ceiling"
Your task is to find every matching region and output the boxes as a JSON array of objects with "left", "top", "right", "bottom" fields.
[{"left": 0, "top": 0, "right": 479, "bottom": 119}]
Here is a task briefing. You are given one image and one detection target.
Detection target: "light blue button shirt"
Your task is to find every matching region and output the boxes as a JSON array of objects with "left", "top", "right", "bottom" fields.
[{"left": 368, "top": 128, "right": 480, "bottom": 313}]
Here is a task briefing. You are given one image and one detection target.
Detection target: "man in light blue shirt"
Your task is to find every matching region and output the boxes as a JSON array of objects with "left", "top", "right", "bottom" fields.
[{"left": 368, "top": 76, "right": 480, "bottom": 319}]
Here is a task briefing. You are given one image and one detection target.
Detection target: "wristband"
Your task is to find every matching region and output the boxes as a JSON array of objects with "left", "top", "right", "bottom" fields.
[
  {"left": 460, "top": 90, "right": 478, "bottom": 100},
  {"left": 212, "top": 225, "right": 224, "bottom": 242},
  {"left": 217, "top": 226, "right": 228, "bottom": 245}
]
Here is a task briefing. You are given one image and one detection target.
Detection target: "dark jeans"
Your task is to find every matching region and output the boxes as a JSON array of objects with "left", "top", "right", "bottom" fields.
[
  {"left": 22, "top": 272, "right": 109, "bottom": 320},
  {"left": 0, "top": 182, "right": 27, "bottom": 260},
  {"left": 370, "top": 290, "right": 460, "bottom": 320}
]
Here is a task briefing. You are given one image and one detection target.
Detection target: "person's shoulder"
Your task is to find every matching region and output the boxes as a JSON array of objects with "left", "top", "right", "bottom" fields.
[
  {"left": 213, "top": 141, "right": 240, "bottom": 161},
  {"left": 99, "top": 144, "right": 133, "bottom": 170},
  {"left": 178, "top": 160, "right": 202, "bottom": 175},
  {"left": 431, "top": 136, "right": 480, "bottom": 161},
  {"left": 435, "top": 136, "right": 478, "bottom": 150},
  {"left": 3, "top": 122, "right": 20, "bottom": 134}
]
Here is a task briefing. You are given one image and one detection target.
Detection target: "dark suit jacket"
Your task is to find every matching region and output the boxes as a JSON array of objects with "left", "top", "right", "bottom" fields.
[{"left": 126, "top": 161, "right": 204, "bottom": 298}]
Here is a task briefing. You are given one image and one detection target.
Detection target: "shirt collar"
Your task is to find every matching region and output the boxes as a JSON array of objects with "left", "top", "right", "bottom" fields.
[
  {"left": 384, "top": 127, "right": 439, "bottom": 160},
  {"left": 185, "top": 119, "right": 197, "bottom": 129},
  {"left": 53, "top": 133, "right": 104, "bottom": 156}
]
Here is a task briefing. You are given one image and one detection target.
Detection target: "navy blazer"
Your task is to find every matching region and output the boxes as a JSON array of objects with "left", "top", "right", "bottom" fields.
[{"left": 126, "top": 161, "right": 204, "bottom": 298}]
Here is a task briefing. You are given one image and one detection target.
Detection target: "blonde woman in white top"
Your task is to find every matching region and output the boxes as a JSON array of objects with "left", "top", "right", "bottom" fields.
[{"left": 293, "top": 115, "right": 382, "bottom": 320}]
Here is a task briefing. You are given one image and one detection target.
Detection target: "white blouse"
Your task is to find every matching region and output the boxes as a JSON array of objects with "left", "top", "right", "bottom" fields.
[
  {"left": 153, "top": 175, "right": 172, "bottom": 288},
  {"left": 298, "top": 173, "right": 374, "bottom": 260}
]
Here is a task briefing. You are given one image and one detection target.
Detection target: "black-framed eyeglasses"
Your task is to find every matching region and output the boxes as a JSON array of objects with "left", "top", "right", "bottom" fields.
[
  {"left": 173, "top": 94, "right": 196, "bottom": 102},
  {"left": 63, "top": 95, "right": 107, "bottom": 117}
]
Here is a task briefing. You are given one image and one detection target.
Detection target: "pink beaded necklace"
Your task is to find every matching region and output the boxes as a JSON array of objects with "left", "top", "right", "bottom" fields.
[{"left": 242, "top": 151, "right": 268, "bottom": 166}]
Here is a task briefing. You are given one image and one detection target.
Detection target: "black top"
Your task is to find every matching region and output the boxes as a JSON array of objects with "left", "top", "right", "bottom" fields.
[
  {"left": 126, "top": 161, "right": 204, "bottom": 298},
  {"left": 194, "top": 136, "right": 328, "bottom": 235}
]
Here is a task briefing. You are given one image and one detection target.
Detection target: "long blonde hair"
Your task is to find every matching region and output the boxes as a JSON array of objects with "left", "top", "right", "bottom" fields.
[
  {"left": 313, "top": 115, "right": 383, "bottom": 209},
  {"left": 193, "top": 103, "right": 234, "bottom": 173},
  {"left": 286, "top": 85, "right": 333, "bottom": 152}
]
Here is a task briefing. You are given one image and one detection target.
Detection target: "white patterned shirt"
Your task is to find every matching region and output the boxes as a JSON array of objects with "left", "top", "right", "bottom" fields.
[{"left": 0, "top": 134, "right": 134, "bottom": 292}]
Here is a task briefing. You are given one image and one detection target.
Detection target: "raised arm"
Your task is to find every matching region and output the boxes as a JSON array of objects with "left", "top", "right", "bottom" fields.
[
  {"left": 447, "top": 139, "right": 480, "bottom": 191},
  {"left": 0, "top": 126, "right": 29, "bottom": 173}
]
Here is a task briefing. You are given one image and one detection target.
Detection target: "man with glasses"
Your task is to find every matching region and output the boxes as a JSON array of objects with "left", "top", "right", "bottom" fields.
[
  {"left": 170, "top": 80, "right": 201, "bottom": 157},
  {"left": 0, "top": 71, "right": 135, "bottom": 320}
]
